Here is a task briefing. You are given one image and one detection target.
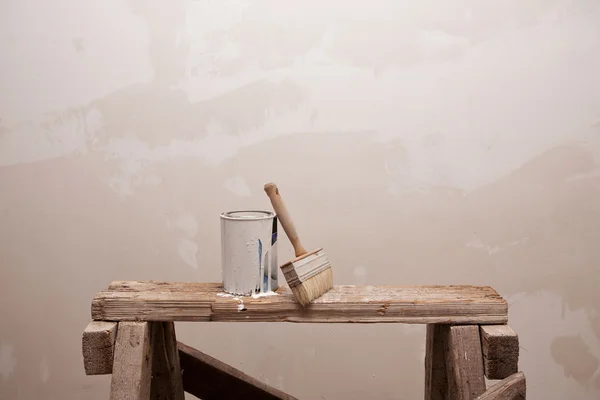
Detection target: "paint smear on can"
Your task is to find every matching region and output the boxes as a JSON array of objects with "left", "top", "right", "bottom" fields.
[{"left": 256, "top": 238, "right": 263, "bottom": 294}]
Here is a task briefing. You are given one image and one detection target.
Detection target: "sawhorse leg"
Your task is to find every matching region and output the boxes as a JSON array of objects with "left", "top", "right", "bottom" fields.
[
  {"left": 110, "top": 321, "right": 184, "bottom": 400},
  {"left": 82, "top": 321, "right": 297, "bottom": 399},
  {"left": 424, "top": 324, "right": 525, "bottom": 400}
]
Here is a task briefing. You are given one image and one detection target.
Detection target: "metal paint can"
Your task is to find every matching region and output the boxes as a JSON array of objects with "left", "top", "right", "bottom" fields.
[{"left": 220, "top": 210, "right": 278, "bottom": 296}]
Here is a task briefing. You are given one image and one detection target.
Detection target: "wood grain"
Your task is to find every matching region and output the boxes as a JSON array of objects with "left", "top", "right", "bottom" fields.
[
  {"left": 445, "top": 325, "right": 486, "bottom": 400},
  {"left": 92, "top": 281, "right": 508, "bottom": 324},
  {"left": 425, "top": 324, "right": 449, "bottom": 400},
  {"left": 178, "top": 341, "right": 298, "bottom": 400},
  {"left": 480, "top": 325, "right": 519, "bottom": 380},
  {"left": 110, "top": 322, "right": 153, "bottom": 400},
  {"left": 149, "top": 322, "right": 184, "bottom": 400},
  {"left": 475, "top": 372, "right": 526, "bottom": 400},
  {"left": 82, "top": 321, "right": 117, "bottom": 375}
]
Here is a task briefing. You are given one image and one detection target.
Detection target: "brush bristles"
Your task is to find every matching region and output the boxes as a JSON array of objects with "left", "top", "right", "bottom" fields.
[{"left": 289, "top": 267, "right": 334, "bottom": 307}]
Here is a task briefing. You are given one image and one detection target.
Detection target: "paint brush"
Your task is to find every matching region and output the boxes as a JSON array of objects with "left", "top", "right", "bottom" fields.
[{"left": 263, "top": 182, "right": 333, "bottom": 306}]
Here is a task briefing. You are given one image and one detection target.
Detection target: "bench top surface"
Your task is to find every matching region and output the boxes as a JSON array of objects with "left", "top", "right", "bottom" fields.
[{"left": 91, "top": 281, "right": 508, "bottom": 324}]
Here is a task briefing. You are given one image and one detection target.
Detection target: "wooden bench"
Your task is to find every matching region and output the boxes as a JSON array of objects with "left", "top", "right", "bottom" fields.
[{"left": 82, "top": 281, "right": 526, "bottom": 399}]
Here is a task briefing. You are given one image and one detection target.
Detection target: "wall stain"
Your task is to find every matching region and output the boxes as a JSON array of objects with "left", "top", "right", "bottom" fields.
[
  {"left": 0, "top": 121, "right": 9, "bottom": 135},
  {"left": 231, "top": 135, "right": 600, "bottom": 391},
  {"left": 1, "top": 0, "right": 306, "bottom": 169},
  {"left": 72, "top": 38, "right": 84, "bottom": 53},
  {"left": 551, "top": 335, "right": 599, "bottom": 385},
  {"left": 0, "top": 343, "right": 17, "bottom": 381},
  {"left": 214, "top": 4, "right": 329, "bottom": 74},
  {"left": 1, "top": 131, "right": 599, "bottom": 398},
  {"left": 2, "top": 2, "right": 600, "bottom": 399}
]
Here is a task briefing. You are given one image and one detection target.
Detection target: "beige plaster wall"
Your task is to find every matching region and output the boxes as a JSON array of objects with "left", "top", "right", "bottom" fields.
[{"left": 1, "top": 1, "right": 600, "bottom": 399}]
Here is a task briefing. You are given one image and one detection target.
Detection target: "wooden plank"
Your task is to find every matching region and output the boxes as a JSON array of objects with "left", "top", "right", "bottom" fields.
[
  {"left": 177, "top": 341, "right": 298, "bottom": 400},
  {"left": 475, "top": 372, "right": 526, "bottom": 400},
  {"left": 92, "top": 281, "right": 508, "bottom": 324},
  {"left": 150, "top": 322, "right": 184, "bottom": 400},
  {"left": 110, "top": 322, "right": 153, "bottom": 400},
  {"left": 480, "top": 325, "right": 519, "bottom": 380},
  {"left": 82, "top": 321, "right": 118, "bottom": 375},
  {"left": 425, "top": 324, "right": 449, "bottom": 400},
  {"left": 445, "top": 325, "right": 486, "bottom": 400}
]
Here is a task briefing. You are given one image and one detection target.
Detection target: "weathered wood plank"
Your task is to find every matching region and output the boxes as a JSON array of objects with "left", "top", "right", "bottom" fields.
[
  {"left": 150, "top": 322, "right": 184, "bottom": 400},
  {"left": 425, "top": 324, "right": 449, "bottom": 400},
  {"left": 110, "top": 322, "right": 153, "bottom": 400},
  {"left": 92, "top": 281, "right": 508, "bottom": 324},
  {"left": 82, "top": 321, "right": 118, "bottom": 375},
  {"left": 178, "top": 341, "right": 298, "bottom": 400},
  {"left": 480, "top": 325, "right": 519, "bottom": 380},
  {"left": 475, "top": 372, "right": 526, "bottom": 400},
  {"left": 445, "top": 325, "right": 486, "bottom": 400}
]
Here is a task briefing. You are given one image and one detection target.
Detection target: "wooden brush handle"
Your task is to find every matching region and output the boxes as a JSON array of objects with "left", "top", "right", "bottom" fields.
[{"left": 264, "top": 182, "right": 307, "bottom": 257}]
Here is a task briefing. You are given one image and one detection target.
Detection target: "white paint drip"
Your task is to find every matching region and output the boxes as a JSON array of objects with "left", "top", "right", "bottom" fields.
[
  {"left": 233, "top": 297, "right": 245, "bottom": 311},
  {"left": 251, "top": 291, "right": 279, "bottom": 299},
  {"left": 0, "top": 343, "right": 17, "bottom": 381}
]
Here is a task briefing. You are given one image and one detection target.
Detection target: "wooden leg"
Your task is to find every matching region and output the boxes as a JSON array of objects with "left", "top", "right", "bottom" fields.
[
  {"left": 81, "top": 320, "right": 296, "bottom": 399},
  {"left": 150, "top": 322, "right": 185, "bottom": 400},
  {"left": 475, "top": 371, "right": 526, "bottom": 400},
  {"left": 110, "top": 322, "right": 153, "bottom": 400},
  {"left": 445, "top": 325, "right": 486, "bottom": 400},
  {"left": 82, "top": 321, "right": 118, "bottom": 375},
  {"left": 479, "top": 325, "right": 519, "bottom": 380},
  {"left": 425, "top": 324, "right": 449, "bottom": 400},
  {"left": 178, "top": 341, "right": 298, "bottom": 400}
]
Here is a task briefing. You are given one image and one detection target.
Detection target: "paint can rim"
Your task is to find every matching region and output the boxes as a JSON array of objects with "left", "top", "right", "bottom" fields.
[{"left": 220, "top": 210, "right": 275, "bottom": 221}]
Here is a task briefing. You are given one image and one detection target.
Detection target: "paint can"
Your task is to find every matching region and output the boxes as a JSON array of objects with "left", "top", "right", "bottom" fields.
[{"left": 220, "top": 210, "right": 278, "bottom": 296}]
